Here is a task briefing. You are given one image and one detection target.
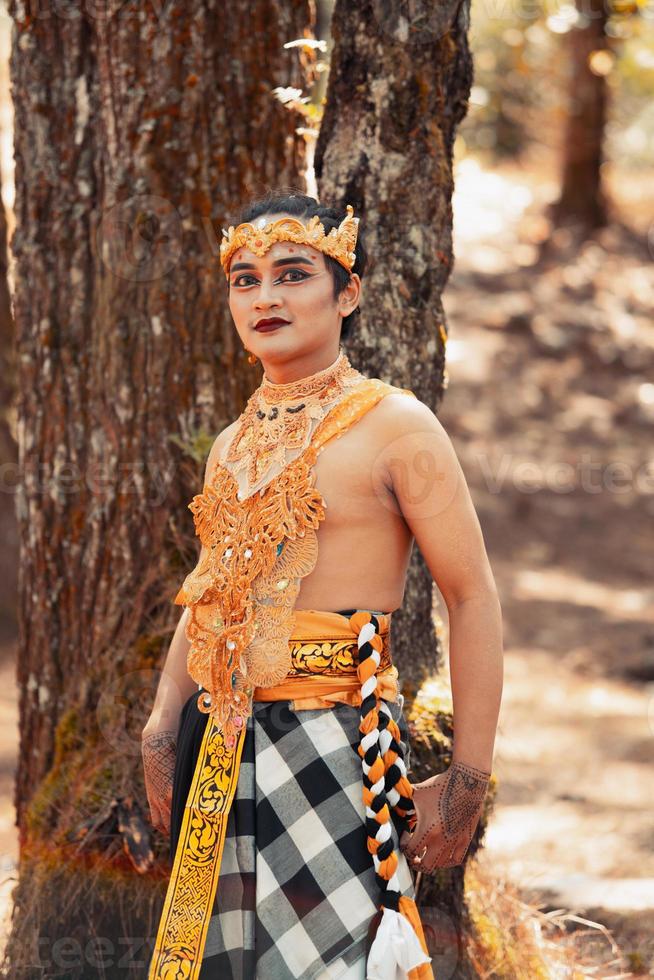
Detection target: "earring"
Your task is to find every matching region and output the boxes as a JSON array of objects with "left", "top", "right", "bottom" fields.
[{"left": 244, "top": 348, "right": 258, "bottom": 365}]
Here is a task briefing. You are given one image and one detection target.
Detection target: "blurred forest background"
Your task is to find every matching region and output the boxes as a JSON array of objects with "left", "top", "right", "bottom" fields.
[{"left": 0, "top": 0, "right": 652, "bottom": 976}]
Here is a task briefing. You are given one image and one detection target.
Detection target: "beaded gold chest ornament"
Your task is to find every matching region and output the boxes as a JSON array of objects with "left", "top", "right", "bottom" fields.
[{"left": 174, "top": 363, "right": 416, "bottom": 747}]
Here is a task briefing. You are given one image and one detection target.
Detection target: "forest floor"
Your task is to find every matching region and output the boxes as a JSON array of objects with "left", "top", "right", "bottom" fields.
[
  {"left": 435, "top": 153, "right": 654, "bottom": 976},
  {"left": 0, "top": 155, "right": 653, "bottom": 974}
]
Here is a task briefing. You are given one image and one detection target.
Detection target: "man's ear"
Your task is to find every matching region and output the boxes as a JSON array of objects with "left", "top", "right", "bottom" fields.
[{"left": 339, "top": 273, "right": 361, "bottom": 317}]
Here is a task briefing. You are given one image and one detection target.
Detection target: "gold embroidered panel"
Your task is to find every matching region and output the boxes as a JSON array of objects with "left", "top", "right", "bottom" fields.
[
  {"left": 287, "top": 634, "right": 393, "bottom": 675},
  {"left": 173, "top": 378, "right": 416, "bottom": 745}
]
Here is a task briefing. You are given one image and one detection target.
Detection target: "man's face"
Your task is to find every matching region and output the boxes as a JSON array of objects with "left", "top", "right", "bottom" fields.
[{"left": 226, "top": 213, "right": 359, "bottom": 366}]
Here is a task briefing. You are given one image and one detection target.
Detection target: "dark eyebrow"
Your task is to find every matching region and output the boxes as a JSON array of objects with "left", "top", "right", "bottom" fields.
[{"left": 230, "top": 256, "right": 315, "bottom": 274}]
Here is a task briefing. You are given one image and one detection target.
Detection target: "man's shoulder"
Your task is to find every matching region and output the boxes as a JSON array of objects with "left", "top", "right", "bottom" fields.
[
  {"left": 359, "top": 388, "right": 453, "bottom": 474},
  {"left": 367, "top": 388, "right": 442, "bottom": 436}
]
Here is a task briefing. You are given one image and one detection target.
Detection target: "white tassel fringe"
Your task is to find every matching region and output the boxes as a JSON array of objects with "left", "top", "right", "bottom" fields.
[{"left": 366, "top": 906, "right": 431, "bottom": 979}]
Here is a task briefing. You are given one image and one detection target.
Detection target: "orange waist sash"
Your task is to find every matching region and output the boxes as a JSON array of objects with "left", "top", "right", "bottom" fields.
[
  {"left": 252, "top": 607, "right": 398, "bottom": 708},
  {"left": 252, "top": 665, "right": 399, "bottom": 708}
]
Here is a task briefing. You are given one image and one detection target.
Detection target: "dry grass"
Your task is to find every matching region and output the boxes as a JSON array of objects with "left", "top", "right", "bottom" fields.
[{"left": 463, "top": 859, "right": 636, "bottom": 980}]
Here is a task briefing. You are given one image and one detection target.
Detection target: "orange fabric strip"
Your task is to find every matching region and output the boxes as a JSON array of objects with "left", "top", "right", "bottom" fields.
[
  {"left": 252, "top": 664, "right": 400, "bottom": 709},
  {"left": 289, "top": 607, "right": 393, "bottom": 638},
  {"left": 400, "top": 896, "right": 435, "bottom": 979}
]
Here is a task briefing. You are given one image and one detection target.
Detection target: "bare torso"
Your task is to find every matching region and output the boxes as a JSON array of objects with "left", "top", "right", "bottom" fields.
[
  {"left": 218, "top": 393, "right": 415, "bottom": 615},
  {"left": 296, "top": 394, "right": 415, "bottom": 613}
]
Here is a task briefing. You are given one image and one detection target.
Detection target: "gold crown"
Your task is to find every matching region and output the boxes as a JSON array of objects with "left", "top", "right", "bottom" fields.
[{"left": 219, "top": 204, "right": 359, "bottom": 278}]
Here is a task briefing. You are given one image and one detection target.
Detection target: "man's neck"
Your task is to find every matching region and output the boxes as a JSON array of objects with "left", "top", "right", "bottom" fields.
[{"left": 261, "top": 348, "right": 342, "bottom": 386}]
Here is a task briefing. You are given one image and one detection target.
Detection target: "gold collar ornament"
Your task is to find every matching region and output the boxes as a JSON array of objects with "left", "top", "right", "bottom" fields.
[
  {"left": 219, "top": 203, "right": 360, "bottom": 278},
  {"left": 221, "top": 348, "right": 365, "bottom": 493}
]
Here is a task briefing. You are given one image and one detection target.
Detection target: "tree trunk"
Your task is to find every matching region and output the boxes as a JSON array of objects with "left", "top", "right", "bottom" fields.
[
  {"left": 552, "top": 0, "right": 609, "bottom": 231},
  {"left": 315, "top": 0, "right": 473, "bottom": 694},
  {"left": 5, "top": 2, "right": 311, "bottom": 974},
  {"left": 0, "top": 163, "right": 17, "bottom": 644},
  {"left": 315, "top": 4, "right": 481, "bottom": 969}
]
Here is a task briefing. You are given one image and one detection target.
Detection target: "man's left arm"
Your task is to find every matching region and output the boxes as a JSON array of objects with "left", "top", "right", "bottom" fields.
[
  {"left": 375, "top": 395, "right": 503, "bottom": 869},
  {"left": 378, "top": 395, "right": 503, "bottom": 773}
]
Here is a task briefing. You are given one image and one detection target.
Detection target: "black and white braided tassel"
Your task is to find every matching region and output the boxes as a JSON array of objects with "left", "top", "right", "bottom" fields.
[{"left": 349, "top": 611, "right": 432, "bottom": 979}]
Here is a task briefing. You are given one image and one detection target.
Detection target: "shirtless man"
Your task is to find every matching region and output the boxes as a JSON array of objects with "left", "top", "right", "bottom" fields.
[{"left": 143, "top": 196, "right": 503, "bottom": 979}]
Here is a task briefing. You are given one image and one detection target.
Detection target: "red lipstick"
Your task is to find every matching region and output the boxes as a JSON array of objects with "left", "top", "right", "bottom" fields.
[{"left": 254, "top": 317, "right": 290, "bottom": 332}]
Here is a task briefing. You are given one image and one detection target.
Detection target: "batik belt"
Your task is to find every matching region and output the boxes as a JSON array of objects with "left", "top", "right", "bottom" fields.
[{"left": 148, "top": 609, "right": 433, "bottom": 980}]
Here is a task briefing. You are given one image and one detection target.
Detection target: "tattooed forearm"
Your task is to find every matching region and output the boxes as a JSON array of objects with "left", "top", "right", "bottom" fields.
[
  {"left": 440, "top": 761, "right": 491, "bottom": 837},
  {"left": 141, "top": 730, "right": 177, "bottom": 799}
]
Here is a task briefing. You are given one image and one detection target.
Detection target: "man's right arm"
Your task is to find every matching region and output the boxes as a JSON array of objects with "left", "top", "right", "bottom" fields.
[
  {"left": 141, "top": 421, "right": 236, "bottom": 833},
  {"left": 142, "top": 606, "right": 195, "bottom": 737},
  {"left": 142, "top": 423, "right": 235, "bottom": 736}
]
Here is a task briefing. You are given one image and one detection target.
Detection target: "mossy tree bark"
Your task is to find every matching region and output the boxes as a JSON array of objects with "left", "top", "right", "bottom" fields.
[{"left": 5, "top": 2, "right": 311, "bottom": 974}]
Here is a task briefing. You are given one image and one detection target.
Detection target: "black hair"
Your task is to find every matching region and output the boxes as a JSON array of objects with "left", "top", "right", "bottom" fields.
[{"left": 227, "top": 190, "right": 367, "bottom": 342}]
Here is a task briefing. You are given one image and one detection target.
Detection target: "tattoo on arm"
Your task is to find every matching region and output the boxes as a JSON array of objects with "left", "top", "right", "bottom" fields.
[
  {"left": 440, "top": 761, "right": 490, "bottom": 837},
  {"left": 141, "top": 730, "right": 177, "bottom": 799}
]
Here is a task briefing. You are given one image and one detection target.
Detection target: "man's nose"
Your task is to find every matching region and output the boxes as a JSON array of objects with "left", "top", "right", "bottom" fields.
[{"left": 254, "top": 275, "right": 281, "bottom": 306}]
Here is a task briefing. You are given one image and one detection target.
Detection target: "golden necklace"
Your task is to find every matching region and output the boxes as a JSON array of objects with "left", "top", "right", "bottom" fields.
[{"left": 222, "top": 348, "right": 365, "bottom": 492}]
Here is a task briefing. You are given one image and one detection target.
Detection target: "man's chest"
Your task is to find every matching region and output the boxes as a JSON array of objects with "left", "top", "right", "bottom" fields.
[
  {"left": 212, "top": 384, "right": 411, "bottom": 540},
  {"left": 310, "top": 419, "right": 399, "bottom": 532}
]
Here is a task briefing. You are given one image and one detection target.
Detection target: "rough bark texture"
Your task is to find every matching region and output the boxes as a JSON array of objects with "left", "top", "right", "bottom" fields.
[
  {"left": 0, "top": 165, "right": 17, "bottom": 643},
  {"left": 315, "top": 5, "right": 481, "bottom": 966},
  {"left": 6, "top": 2, "right": 311, "bottom": 973},
  {"left": 315, "top": 0, "right": 473, "bottom": 695},
  {"left": 552, "top": 0, "right": 609, "bottom": 230}
]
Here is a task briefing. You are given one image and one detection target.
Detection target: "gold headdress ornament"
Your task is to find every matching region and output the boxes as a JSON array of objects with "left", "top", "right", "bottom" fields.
[{"left": 219, "top": 203, "right": 360, "bottom": 279}]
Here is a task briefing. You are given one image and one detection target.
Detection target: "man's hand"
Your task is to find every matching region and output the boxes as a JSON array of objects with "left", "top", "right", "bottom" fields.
[
  {"left": 141, "top": 729, "right": 177, "bottom": 836},
  {"left": 399, "top": 761, "right": 491, "bottom": 873}
]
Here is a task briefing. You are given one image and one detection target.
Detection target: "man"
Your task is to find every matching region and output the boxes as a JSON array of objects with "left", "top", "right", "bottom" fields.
[{"left": 142, "top": 196, "right": 503, "bottom": 979}]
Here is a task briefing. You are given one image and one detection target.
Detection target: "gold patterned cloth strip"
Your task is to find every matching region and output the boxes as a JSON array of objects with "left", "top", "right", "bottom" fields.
[{"left": 286, "top": 607, "right": 393, "bottom": 675}]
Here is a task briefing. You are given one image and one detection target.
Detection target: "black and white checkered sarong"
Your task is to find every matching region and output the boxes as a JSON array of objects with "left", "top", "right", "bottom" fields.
[{"left": 169, "top": 681, "right": 417, "bottom": 978}]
